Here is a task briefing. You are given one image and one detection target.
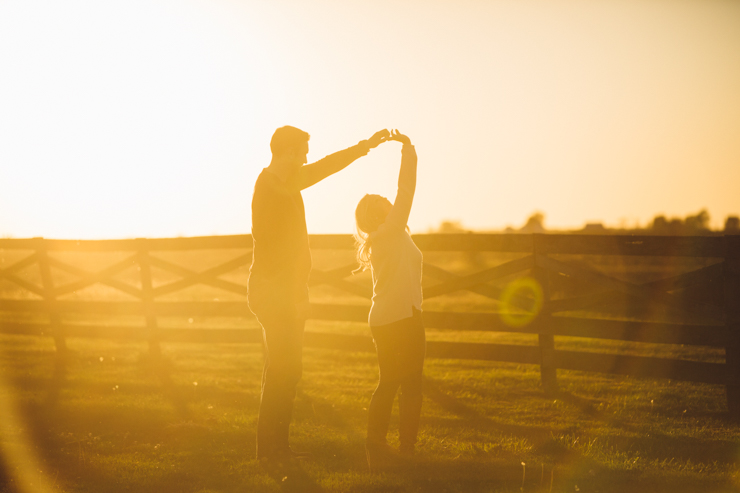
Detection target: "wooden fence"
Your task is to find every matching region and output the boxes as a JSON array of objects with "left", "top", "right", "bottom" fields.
[{"left": 1, "top": 234, "right": 738, "bottom": 413}]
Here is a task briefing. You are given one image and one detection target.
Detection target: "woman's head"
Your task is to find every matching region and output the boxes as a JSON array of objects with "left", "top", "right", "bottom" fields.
[
  {"left": 354, "top": 194, "right": 392, "bottom": 272},
  {"left": 355, "top": 194, "right": 392, "bottom": 235}
]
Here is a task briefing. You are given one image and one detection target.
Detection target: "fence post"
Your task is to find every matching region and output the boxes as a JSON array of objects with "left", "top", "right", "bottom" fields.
[
  {"left": 533, "top": 234, "right": 558, "bottom": 395},
  {"left": 137, "top": 240, "right": 161, "bottom": 358},
  {"left": 37, "top": 237, "right": 67, "bottom": 354},
  {"left": 724, "top": 235, "right": 740, "bottom": 417}
]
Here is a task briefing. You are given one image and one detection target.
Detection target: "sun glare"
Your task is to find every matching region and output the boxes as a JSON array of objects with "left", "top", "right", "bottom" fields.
[{"left": 1, "top": 0, "right": 738, "bottom": 238}]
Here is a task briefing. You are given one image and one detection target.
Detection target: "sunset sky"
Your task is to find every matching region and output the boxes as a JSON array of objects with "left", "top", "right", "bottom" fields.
[{"left": 1, "top": 0, "right": 738, "bottom": 239}]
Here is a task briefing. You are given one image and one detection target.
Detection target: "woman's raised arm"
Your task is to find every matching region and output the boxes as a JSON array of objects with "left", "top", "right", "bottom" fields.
[{"left": 382, "top": 130, "right": 417, "bottom": 232}]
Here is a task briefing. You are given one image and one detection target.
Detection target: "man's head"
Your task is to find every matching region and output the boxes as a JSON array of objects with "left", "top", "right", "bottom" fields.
[{"left": 270, "top": 126, "right": 310, "bottom": 171}]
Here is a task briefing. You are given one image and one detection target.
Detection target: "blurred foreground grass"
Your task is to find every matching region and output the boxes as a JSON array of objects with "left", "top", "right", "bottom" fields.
[{"left": 1, "top": 333, "right": 739, "bottom": 493}]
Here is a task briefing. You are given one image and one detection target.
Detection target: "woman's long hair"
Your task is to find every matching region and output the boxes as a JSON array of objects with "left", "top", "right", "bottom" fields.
[
  {"left": 354, "top": 194, "right": 384, "bottom": 272},
  {"left": 354, "top": 228, "right": 372, "bottom": 273}
]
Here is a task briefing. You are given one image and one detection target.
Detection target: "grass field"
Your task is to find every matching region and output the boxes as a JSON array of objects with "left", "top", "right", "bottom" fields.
[
  {"left": 0, "top": 246, "right": 737, "bottom": 492},
  {"left": 0, "top": 332, "right": 738, "bottom": 493}
]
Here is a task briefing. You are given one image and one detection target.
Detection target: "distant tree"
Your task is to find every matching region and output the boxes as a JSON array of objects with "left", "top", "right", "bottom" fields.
[
  {"left": 684, "top": 209, "right": 710, "bottom": 234},
  {"left": 650, "top": 210, "right": 711, "bottom": 235},
  {"left": 435, "top": 220, "right": 467, "bottom": 234},
  {"left": 652, "top": 215, "right": 669, "bottom": 233},
  {"left": 519, "top": 212, "right": 546, "bottom": 233},
  {"left": 726, "top": 216, "right": 740, "bottom": 234},
  {"left": 525, "top": 212, "right": 544, "bottom": 229}
]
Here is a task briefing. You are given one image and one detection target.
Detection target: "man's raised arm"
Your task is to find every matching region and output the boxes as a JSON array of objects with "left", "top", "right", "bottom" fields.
[{"left": 293, "top": 129, "right": 389, "bottom": 190}]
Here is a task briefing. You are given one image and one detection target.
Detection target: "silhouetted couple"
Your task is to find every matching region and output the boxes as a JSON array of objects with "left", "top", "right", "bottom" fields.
[{"left": 248, "top": 127, "right": 424, "bottom": 472}]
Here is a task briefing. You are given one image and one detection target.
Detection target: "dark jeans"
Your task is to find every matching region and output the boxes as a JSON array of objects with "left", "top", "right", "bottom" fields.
[
  {"left": 367, "top": 309, "right": 426, "bottom": 450},
  {"left": 253, "top": 307, "right": 304, "bottom": 458}
]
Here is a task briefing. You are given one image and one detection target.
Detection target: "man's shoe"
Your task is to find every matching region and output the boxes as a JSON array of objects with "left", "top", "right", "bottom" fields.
[
  {"left": 365, "top": 441, "right": 401, "bottom": 473},
  {"left": 258, "top": 445, "right": 310, "bottom": 462},
  {"left": 399, "top": 444, "right": 415, "bottom": 458},
  {"left": 286, "top": 447, "right": 310, "bottom": 460}
]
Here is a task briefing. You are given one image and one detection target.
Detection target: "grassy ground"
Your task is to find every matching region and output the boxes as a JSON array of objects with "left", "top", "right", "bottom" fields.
[{"left": 1, "top": 333, "right": 738, "bottom": 493}]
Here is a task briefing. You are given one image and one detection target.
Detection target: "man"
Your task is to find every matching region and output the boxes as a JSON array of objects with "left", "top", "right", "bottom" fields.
[{"left": 248, "top": 126, "right": 390, "bottom": 461}]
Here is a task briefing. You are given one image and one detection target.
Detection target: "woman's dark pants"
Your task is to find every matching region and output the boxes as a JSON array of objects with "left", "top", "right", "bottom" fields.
[{"left": 367, "top": 309, "right": 425, "bottom": 451}]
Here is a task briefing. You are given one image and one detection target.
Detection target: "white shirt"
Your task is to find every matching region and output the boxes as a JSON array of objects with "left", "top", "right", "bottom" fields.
[{"left": 368, "top": 144, "right": 423, "bottom": 327}]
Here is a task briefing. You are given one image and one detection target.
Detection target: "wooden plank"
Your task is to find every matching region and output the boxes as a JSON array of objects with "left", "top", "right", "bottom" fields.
[
  {"left": 1, "top": 274, "right": 45, "bottom": 297},
  {"left": 307, "top": 234, "right": 534, "bottom": 252},
  {"left": 0, "top": 321, "right": 537, "bottom": 365},
  {"left": 0, "top": 235, "right": 253, "bottom": 251},
  {"left": 0, "top": 322, "right": 263, "bottom": 343},
  {"left": 421, "top": 311, "right": 512, "bottom": 332},
  {"left": 554, "top": 350, "right": 725, "bottom": 385},
  {"left": 56, "top": 324, "right": 149, "bottom": 340},
  {"left": 411, "top": 234, "right": 533, "bottom": 253},
  {"left": 423, "top": 255, "right": 534, "bottom": 299},
  {"left": 308, "top": 270, "right": 372, "bottom": 299},
  {"left": 153, "top": 277, "right": 248, "bottom": 298},
  {"left": 37, "top": 245, "right": 66, "bottom": 352},
  {"left": 137, "top": 250, "right": 161, "bottom": 356},
  {"left": 309, "top": 304, "right": 537, "bottom": 333},
  {"left": 546, "top": 291, "right": 614, "bottom": 314},
  {"left": 159, "top": 328, "right": 262, "bottom": 344},
  {"left": 642, "top": 262, "right": 724, "bottom": 292},
  {"left": 303, "top": 331, "right": 542, "bottom": 364},
  {"left": 150, "top": 253, "right": 250, "bottom": 298},
  {"left": 0, "top": 322, "right": 46, "bottom": 336},
  {"left": 304, "top": 331, "right": 376, "bottom": 352},
  {"left": 0, "top": 234, "right": 727, "bottom": 257},
  {"left": 147, "top": 255, "right": 249, "bottom": 297},
  {"left": 532, "top": 251, "right": 558, "bottom": 394},
  {"left": 728, "top": 235, "right": 740, "bottom": 275},
  {"left": 307, "top": 234, "right": 356, "bottom": 250},
  {"left": 0, "top": 253, "right": 39, "bottom": 276},
  {"left": 49, "top": 254, "right": 143, "bottom": 299},
  {"left": 149, "top": 252, "right": 251, "bottom": 279},
  {"left": 0, "top": 300, "right": 254, "bottom": 317},
  {"left": 321, "top": 263, "right": 363, "bottom": 279},
  {"left": 546, "top": 263, "right": 724, "bottom": 314},
  {"left": 537, "top": 254, "right": 725, "bottom": 321},
  {"left": 423, "top": 263, "right": 504, "bottom": 301},
  {"left": 724, "top": 235, "right": 740, "bottom": 415},
  {"left": 309, "top": 303, "right": 369, "bottom": 323},
  {"left": 535, "top": 234, "right": 725, "bottom": 258},
  {"left": 426, "top": 341, "right": 540, "bottom": 364},
  {"left": 548, "top": 317, "right": 729, "bottom": 347}
]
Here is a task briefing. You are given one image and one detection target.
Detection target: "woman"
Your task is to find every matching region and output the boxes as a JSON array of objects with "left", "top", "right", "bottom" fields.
[{"left": 354, "top": 130, "right": 424, "bottom": 471}]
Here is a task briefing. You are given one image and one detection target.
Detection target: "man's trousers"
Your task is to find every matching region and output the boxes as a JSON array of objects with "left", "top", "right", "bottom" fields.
[{"left": 253, "top": 307, "right": 305, "bottom": 459}]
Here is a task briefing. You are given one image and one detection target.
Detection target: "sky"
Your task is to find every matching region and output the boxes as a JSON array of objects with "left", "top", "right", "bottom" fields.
[{"left": 0, "top": 0, "right": 738, "bottom": 239}]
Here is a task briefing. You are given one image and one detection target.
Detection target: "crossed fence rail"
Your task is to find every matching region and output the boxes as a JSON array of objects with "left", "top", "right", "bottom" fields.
[{"left": 0, "top": 234, "right": 738, "bottom": 413}]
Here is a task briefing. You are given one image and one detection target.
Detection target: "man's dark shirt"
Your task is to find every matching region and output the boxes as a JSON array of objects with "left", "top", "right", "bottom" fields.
[{"left": 248, "top": 169, "right": 312, "bottom": 310}]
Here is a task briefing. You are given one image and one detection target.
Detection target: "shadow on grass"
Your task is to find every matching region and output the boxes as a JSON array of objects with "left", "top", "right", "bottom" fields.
[
  {"left": 422, "top": 375, "right": 553, "bottom": 445},
  {"left": 423, "top": 377, "right": 740, "bottom": 472},
  {"left": 262, "top": 458, "right": 325, "bottom": 493}
]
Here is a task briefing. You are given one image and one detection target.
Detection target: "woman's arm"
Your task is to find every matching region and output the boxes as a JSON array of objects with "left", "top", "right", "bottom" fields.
[{"left": 382, "top": 131, "right": 417, "bottom": 232}]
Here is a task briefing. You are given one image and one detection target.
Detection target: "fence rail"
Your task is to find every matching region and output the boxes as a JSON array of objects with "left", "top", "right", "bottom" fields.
[{"left": 1, "top": 234, "right": 738, "bottom": 413}]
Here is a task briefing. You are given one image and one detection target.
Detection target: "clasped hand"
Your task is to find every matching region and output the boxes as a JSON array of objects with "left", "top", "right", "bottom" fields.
[{"left": 367, "top": 129, "right": 411, "bottom": 148}]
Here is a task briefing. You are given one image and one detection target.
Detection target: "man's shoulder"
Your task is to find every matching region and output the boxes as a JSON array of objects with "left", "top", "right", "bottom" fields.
[
  {"left": 255, "top": 168, "right": 278, "bottom": 185},
  {"left": 254, "top": 169, "right": 284, "bottom": 194}
]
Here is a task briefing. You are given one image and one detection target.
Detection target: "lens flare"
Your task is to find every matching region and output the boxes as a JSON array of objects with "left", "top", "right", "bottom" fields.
[
  {"left": 499, "top": 277, "right": 544, "bottom": 327},
  {"left": 0, "top": 368, "right": 58, "bottom": 493}
]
